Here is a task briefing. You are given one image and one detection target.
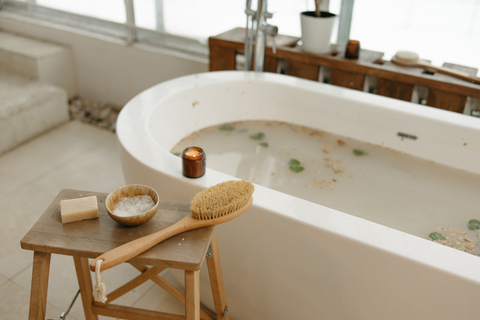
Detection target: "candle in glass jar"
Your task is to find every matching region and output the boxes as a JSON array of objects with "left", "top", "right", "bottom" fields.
[
  {"left": 345, "top": 40, "right": 360, "bottom": 59},
  {"left": 182, "top": 146, "right": 206, "bottom": 178}
]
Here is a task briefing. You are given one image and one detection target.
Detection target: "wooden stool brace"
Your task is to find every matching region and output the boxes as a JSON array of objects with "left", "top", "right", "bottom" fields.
[{"left": 21, "top": 189, "right": 230, "bottom": 320}]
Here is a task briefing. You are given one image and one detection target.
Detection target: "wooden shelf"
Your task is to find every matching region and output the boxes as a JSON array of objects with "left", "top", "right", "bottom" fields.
[{"left": 209, "top": 28, "right": 480, "bottom": 114}]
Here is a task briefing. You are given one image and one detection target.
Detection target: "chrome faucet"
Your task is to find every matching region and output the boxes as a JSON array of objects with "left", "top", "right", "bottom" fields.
[{"left": 245, "top": 0, "right": 278, "bottom": 71}]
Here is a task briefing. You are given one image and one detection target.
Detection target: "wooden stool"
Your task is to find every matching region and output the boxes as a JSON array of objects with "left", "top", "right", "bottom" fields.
[{"left": 21, "top": 189, "right": 230, "bottom": 320}]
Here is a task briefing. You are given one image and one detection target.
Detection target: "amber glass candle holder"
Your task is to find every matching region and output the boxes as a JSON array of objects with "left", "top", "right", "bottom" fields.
[
  {"left": 182, "top": 146, "right": 206, "bottom": 178},
  {"left": 345, "top": 40, "right": 360, "bottom": 59}
]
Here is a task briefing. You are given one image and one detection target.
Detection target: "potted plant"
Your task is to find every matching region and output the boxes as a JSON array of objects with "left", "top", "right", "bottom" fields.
[{"left": 300, "top": 0, "right": 337, "bottom": 54}]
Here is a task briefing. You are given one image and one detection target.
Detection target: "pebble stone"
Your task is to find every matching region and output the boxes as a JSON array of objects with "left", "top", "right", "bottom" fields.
[{"left": 69, "top": 98, "right": 122, "bottom": 132}]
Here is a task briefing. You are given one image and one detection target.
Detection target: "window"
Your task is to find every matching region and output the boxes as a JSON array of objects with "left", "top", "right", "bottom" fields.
[
  {"left": 349, "top": 0, "right": 480, "bottom": 70},
  {"left": 37, "top": 0, "right": 126, "bottom": 23},
  {"left": 133, "top": 0, "right": 246, "bottom": 43},
  {"left": 1, "top": 0, "right": 479, "bottom": 71}
]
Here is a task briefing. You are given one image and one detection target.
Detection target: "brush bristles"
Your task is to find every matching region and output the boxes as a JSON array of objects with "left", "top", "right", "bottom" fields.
[{"left": 190, "top": 180, "right": 254, "bottom": 220}]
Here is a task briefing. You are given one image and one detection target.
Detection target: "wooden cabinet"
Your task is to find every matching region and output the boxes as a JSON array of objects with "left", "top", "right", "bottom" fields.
[{"left": 209, "top": 28, "right": 480, "bottom": 114}]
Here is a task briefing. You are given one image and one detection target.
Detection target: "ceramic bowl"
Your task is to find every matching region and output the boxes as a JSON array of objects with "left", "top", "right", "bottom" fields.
[{"left": 105, "top": 184, "right": 159, "bottom": 226}]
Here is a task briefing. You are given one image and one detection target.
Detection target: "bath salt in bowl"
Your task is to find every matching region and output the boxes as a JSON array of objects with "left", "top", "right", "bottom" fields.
[{"left": 106, "top": 184, "right": 159, "bottom": 226}]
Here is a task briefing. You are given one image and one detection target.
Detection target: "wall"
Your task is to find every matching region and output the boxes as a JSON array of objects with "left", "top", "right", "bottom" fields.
[{"left": 0, "top": 14, "right": 209, "bottom": 106}]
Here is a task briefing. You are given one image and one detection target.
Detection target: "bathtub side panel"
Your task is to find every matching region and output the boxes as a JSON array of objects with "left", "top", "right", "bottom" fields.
[
  {"left": 120, "top": 143, "right": 480, "bottom": 320},
  {"left": 212, "top": 207, "right": 480, "bottom": 320}
]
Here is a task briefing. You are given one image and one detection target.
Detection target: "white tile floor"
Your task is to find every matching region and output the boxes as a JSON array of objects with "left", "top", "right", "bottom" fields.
[{"left": 0, "top": 121, "right": 187, "bottom": 320}]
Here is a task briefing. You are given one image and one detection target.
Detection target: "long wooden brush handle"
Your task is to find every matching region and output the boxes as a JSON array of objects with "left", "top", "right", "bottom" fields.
[
  {"left": 90, "top": 215, "right": 196, "bottom": 271},
  {"left": 90, "top": 196, "right": 254, "bottom": 272},
  {"left": 420, "top": 62, "right": 480, "bottom": 84}
]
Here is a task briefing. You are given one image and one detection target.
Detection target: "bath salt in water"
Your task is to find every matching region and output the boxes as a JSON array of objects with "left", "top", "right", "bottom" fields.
[
  {"left": 171, "top": 120, "right": 480, "bottom": 256},
  {"left": 113, "top": 195, "right": 155, "bottom": 217}
]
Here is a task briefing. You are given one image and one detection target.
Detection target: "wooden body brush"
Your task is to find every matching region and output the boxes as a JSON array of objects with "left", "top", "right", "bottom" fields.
[
  {"left": 392, "top": 51, "right": 480, "bottom": 84},
  {"left": 90, "top": 180, "right": 254, "bottom": 272}
]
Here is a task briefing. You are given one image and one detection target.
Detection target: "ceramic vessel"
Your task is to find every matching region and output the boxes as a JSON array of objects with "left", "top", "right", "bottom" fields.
[
  {"left": 300, "top": 11, "right": 337, "bottom": 54},
  {"left": 106, "top": 184, "right": 159, "bottom": 226}
]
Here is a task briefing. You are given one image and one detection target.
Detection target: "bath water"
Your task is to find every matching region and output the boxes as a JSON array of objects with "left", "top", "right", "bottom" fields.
[{"left": 171, "top": 121, "right": 480, "bottom": 254}]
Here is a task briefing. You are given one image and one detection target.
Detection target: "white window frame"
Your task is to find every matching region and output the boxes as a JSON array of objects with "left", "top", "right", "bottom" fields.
[{"left": 0, "top": 0, "right": 354, "bottom": 59}]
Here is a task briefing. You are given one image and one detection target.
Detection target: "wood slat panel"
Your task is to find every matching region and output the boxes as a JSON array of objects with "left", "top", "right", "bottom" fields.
[
  {"left": 287, "top": 60, "right": 318, "bottom": 81},
  {"left": 376, "top": 78, "right": 414, "bottom": 101},
  {"left": 264, "top": 55, "right": 278, "bottom": 73},
  {"left": 425, "top": 63, "right": 478, "bottom": 113},
  {"left": 275, "top": 46, "right": 480, "bottom": 98},
  {"left": 330, "top": 69, "right": 365, "bottom": 91},
  {"left": 208, "top": 42, "right": 236, "bottom": 71},
  {"left": 426, "top": 90, "right": 467, "bottom": 113},
  {"left": 208, "top": 28, "right": 480, "bottom": 99}
]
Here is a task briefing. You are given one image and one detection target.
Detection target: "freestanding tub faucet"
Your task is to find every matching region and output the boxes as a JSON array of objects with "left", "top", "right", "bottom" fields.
[{"left": 245, "top": 0, "right": 278, "bottom": 71}]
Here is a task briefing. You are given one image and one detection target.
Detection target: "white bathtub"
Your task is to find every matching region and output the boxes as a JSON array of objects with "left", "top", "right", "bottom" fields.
[{"left": 117, "top": 71, "right": 480, "bottom": 320}]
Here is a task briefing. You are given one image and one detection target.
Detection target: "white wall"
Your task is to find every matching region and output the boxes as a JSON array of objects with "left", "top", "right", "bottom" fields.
[{"left": 0, "top": 14, "right": 209, "bottom": 106}]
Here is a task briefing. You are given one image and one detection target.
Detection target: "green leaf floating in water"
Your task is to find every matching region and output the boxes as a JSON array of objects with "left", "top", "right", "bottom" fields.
[
  {"left": 172, "top": 152, "right": 181, "bottom": 157},
  {"left": 249, "top": 132, "right": 265, "bottom": 140},
  {"left": 468, "top": 219, "right": 480, "bottom": 230},
  {"left": 259, "top": 142, "right": 269, "bottom": 147},
  {"left": 288, "top": 159, "right": 304, "bottom": 172},
  {"left": 288, "top": 159, "right": 301, "bottom": 166},
  {"left": 429, "top": 232, "right": 446, "bottom": 241},
  {"left": 219, "top": 123, "right": 234, "bottom": 131},
  {"left": 289, "top": 166, "right": 305, "bottom": 173},
  {"left": 353, "top": 149, "right": 367, "bottom": 156}
]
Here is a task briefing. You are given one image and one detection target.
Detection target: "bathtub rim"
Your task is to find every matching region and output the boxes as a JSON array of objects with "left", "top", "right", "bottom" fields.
[{"left": 116, "top": 70, "right": 480, "bottom": 285}]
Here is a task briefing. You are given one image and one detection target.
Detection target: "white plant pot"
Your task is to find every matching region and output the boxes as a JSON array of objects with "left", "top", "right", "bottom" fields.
[{"left": 300, "top": 11, "right": 337, "bottom": 54}]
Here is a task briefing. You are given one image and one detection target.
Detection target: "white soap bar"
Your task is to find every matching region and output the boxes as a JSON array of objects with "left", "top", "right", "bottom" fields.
[{"left": 60, "top": 196, "right": 99, "bottom": 224}]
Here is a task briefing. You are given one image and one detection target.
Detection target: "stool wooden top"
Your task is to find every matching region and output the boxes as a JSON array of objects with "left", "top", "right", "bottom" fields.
[{"left": 21, "top": 189, "right": 214, "bottom": 271}]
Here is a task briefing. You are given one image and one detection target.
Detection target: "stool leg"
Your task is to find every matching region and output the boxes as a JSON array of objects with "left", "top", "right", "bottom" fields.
[
  {"left": 206, "top": 230, "right": 229, "bottom": 320},
  {"left": 73, "top": 257, "right": 98, "bottom": 320},
  {"left": 185, "top": 270, "right": 200, "bottom": 320},
  {"left": 29, "top": 251, "right": 51, "bottom": 320}
]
